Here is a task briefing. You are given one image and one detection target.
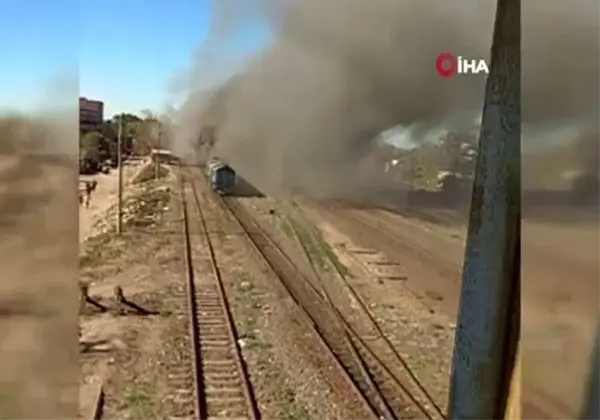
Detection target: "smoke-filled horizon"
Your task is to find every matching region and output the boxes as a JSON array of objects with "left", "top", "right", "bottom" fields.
[{"left": 174, "top": 0, "right": 599, "bottom": 196}]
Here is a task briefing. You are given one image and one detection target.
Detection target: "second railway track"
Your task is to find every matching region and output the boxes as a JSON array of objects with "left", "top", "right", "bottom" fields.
[
  {"left": 283, "top": 209, "right": 445, "bottom": 420},
  {"left": 212, "top": 191, "right": 436, "bottom": 419},
  {"left": 314, "top": 202, "right": 574, "bottom": 419},
  {"left": 180, "top": 171, "right": 259, "bottom": 420}
]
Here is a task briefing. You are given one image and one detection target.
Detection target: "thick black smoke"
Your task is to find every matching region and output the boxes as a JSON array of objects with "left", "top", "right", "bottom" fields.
[
  {"left": 522, "top": 1, "right": 599, "bottom": 124},
  {"left": 175, "top": 0, "right": 598, "bottom": 195}
]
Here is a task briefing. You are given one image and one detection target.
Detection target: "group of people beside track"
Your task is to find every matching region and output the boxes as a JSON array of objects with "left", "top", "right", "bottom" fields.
[{"left": 79, "top": 180, "right": 98, "bottom": 208}]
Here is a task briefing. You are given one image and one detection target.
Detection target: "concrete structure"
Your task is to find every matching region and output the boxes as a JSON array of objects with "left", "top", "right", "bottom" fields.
[
  {"left": 79, "top": 97, "right": 104, "bottom": 132},
  {"left": 150, "top": 148, "right": 176, "bottom": 164}
]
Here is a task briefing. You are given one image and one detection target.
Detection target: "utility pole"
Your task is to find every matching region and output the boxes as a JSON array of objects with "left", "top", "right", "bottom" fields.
[
  {"left": 446, "top": 0, "right": 521, "bottom": 418},
  {"left": 581, "top": 319, "right": 599, "bottom": 419},
  {"left": 116, "top": 114, "right": 124, "bottom": 234},
  {"left": 155, "top": 120, "right": 161, "bottom": 180}
]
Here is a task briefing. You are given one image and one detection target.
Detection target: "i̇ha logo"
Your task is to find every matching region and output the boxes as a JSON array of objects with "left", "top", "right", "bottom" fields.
[{"left": 436, "top": 53, "right": 489, "bottom": 77}]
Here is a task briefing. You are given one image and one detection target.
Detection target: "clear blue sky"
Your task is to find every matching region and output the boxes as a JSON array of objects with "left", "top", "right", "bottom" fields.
[
  {"left": 0, "top": 0, "right": 78, "bottom": 112},
  {"left": 0, "top": 0, "right": 271, "bottom": 117}
]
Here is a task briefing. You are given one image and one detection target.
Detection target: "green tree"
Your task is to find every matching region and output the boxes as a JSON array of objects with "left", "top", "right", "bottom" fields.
[
  {"left": 109, "top": 113, "right": 141, "bottom": 126},
  {"left": 131, "top": 117, "right": 160, "bottom": 155},
  {"left": 105, "top": 114, "right": 139, "bottom": 140},
  {"left": 439, "top": 130, "right": 478, "bottom": 176},
  {"left": 104, "top": 111, "right": 173, "bottom": 156},
  {"left": 79, "top": 131, "right": 104, "bottom": 162},
  {"left": 100, "top": 121, "right": 118, "bottom": 142}
]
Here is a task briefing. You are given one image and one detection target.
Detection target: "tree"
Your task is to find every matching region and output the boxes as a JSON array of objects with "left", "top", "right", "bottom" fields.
[
  {"left": 439, "top": 130, "right": 478, "bottom": 177},
  {"left": 105, "top": 114, "right": 139, "bottom": 142},
  {"left": 131, "top": 117, "right": 160, "bottom": 156},
  {"left": 110, "top": 113, "right": 141, "bottom": 125},
  {"left": 100, "top": 120, "right": 118, "bottom": 141},
  {"left": 79, "top": 131, "right": 104, "bottom": 162}
]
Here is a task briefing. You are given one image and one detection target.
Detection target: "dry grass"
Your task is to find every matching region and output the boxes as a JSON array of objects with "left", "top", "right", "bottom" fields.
[
  {"left": 78, "top": 175, "right": 182, "bottom": 420},
  {"left": 239, "top": 196, "right": 453, "bottom": 415}
]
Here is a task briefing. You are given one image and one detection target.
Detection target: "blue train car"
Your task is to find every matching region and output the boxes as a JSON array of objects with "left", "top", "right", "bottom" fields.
[
  {"left": 207, "top": 157, "right": 222, "bottom": 177},
  {"left": 210, "top": 163, "right": 236, "bottom": 195}
]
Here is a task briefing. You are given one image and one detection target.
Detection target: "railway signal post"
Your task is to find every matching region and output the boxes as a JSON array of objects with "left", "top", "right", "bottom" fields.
[{"left": 447, "top": 0, "right": 521, "bottom": 418}]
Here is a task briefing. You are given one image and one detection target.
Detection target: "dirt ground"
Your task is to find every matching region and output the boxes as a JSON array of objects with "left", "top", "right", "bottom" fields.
[
  {"left": 238, "top": 196, "right": 456, "bottom": 417},
  {"left": 78, "top": 166, "right": 375, "bottom": 420},
  {"left": 79, "top": 162, "right": 141, "bottom": 242},
  {"left": 371, "top": 208, "right": 599, "bottom": 415},
  {"left": 77, "top": 160, "right": 597, "bottom": 419},
  {"left": 195, "top": 169, "right": 377, "bottom": 419},
  {"left": 521, "top": 217, "right": 598, "bottom": 414},
  {"left": 78, "top": 168, "right": 177, "bottom": 419},
  {"left": 300, "top": 203, "right": 598, "bottom": 417}
]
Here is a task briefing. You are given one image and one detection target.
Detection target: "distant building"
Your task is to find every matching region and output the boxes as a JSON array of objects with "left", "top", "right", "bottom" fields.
[{"left": 79, "top": 97, "right": 104, "bottom": 132}]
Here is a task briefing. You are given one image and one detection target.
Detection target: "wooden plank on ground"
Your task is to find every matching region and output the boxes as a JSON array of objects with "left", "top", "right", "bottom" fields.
[{"left": 79, "top": 382, "right": 104, "bottom": 420}]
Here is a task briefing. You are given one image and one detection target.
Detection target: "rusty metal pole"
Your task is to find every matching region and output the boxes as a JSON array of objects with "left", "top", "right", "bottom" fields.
[
  {"left": 116, "top": 114, "right": 124, "bottom": 234},
  {"left": 447, "top": 0, "right": 521, "bottom": 418},
  {"left": 580, "top": 319, "right": 599, "bottom": 419}
]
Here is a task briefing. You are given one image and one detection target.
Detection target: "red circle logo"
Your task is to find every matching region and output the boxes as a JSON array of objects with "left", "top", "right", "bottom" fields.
[{"left": 436, "top": 53, "right": 456, "bottom": 77}]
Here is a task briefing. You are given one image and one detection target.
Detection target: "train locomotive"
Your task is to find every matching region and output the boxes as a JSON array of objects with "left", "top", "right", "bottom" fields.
[{"left": 207, "top": 158, "right": 236, "bottom": 195}]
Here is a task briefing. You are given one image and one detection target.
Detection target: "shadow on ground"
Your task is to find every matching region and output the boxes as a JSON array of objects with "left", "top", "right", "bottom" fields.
[{"left": 234, "top": 175, "right": 265, "bottom": 198}]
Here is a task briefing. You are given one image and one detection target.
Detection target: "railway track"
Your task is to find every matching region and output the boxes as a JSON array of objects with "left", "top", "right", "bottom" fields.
[
  {"left": 179, "top": 171, "right": 259, "bottom": 420},
  {"left": 283, "top": 211, "right": 444, "bottom": 420},
  {"left": 220, "top": 198, "right": 387, "bottom": 418},
  {"left": 342, "top": 207, "right": 462, "bottom": 281},
  {"left": 214, "top": 193, "right": 434, "bottom": 419},
  {"left": 317, "top": 202, "right": 575, "bottom": 419}
]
